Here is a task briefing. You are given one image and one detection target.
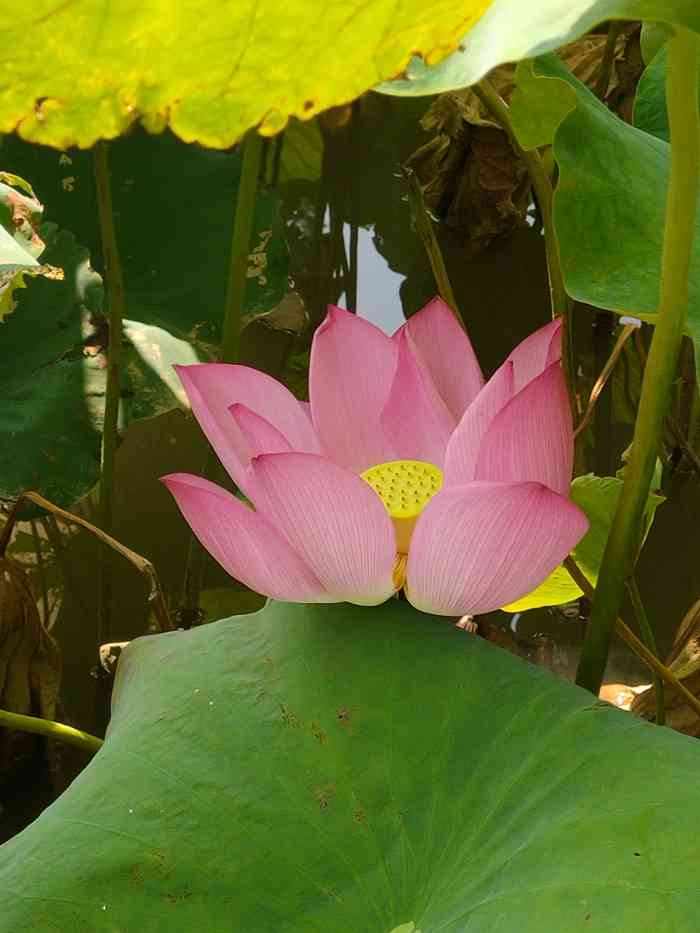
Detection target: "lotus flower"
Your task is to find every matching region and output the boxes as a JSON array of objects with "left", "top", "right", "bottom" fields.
[{"left": 163, "top": 298, "right": 588, "bottom": 615}]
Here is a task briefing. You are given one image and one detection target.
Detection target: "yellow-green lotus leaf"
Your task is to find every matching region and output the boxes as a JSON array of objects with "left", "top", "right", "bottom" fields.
[{"left": 0, "top": 0, "right": 492, "bottom": 150}]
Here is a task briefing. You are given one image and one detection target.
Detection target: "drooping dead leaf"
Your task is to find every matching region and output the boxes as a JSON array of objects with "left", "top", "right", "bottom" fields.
[
  {"left": 0, "top": 553, "right": 88, "bottom": 842},
  {"left": 406, "top": 26, "right": 644, "bottom": 245},
  {"left": 406, "top": 65, "right": 529, "bottom": 247},
  {"left": 0, "top": 556, "right": 62, "bottom": 769}
]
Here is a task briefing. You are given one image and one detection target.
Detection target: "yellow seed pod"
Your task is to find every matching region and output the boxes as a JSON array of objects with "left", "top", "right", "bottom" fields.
[
  {"left": 362, "top": 459, "right": 443, "bottom": 518},
  {"left": 361, "top": 460, "right": 443, "bottom": 555}
]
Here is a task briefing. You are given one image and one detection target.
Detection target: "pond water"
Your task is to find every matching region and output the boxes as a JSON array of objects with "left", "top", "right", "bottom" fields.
[{"left": 1, "top": 92, "right": 698, "bottom": 840}]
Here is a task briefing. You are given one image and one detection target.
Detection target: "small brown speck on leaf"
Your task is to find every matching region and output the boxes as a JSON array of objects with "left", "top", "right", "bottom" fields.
[
  {"left": 316, "top": 784, "right": 336, "bottom": 811},
  {"left": 311, "top": 722, "right": 327, "bottom": 744},
  {"left": 280, "top": 703, "right": 298, "bottom": 727}
]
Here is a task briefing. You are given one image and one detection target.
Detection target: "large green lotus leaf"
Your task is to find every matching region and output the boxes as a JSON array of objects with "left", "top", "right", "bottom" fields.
[
  {"left": 377, "top": 0, "right": 700, "bottom": 97},
  {"left": 0, "top": 1, "right": 491, "bottom": 150},
  {"left": 633, "top": 45, "right": 700, "bottom": 142},
  {"left": 504, "top": 474, "right": 663, "bottom": 612},
  {"left": 508, "top": 55, "right": 700, "bottom": 352},
  {"left": 2, "top": 599, "right": 700, "bottom": 930},
  {"left": 508, "top": 58, "right": 578, "bottom": 151},
  {"left": 0, "top": 130, "right": 290, "bottom": 351},
  {"left": 0, "top": 225, "right": 199, "bottom": 506}
]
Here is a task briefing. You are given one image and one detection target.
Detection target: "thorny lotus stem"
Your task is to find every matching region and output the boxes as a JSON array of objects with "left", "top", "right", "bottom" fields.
[
  {"left": 0, "top": 708, "right": 103, "bottom": 755},
  {"left": 574, "top": 323, "right": 637, "bottom": 439},
  {"left": 0, "top": 491, "right": 174, "bottom": 632},
  {"left": 472, "top": 77, "right": 576, "bottom": 422},
  {"left": 626, "top": 577, "right": 665, "bottom": 725},
  {"left": 221, "top": 130, "right": 264, "bottom": 363},
  {"left": 94, "top": 141, "right": 125, "bottom": 645},
  {"left": 403, "top": 166, "right": 464, "bottom": 328},
  {"left": 565, "top": 558, "right": 700, "bottom": 719},
  {"left": 576, "top": 29, "right": 700, "bottom": 695}
]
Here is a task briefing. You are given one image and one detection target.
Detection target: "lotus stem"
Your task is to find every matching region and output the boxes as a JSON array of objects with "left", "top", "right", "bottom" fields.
[
  {"left": 595, "top": 21, "right": 623, "bottom": 99},
  {"left": 576, "top": 28, "right": 700, "bottom": 694},
  {"left": 30, "top": 519, "right": 50, "bottom": 626},
  {"left": 626, "top": 577, "right": 665, "bottom": 725},
  {"left": 564, "top": 558, "right": 700, "bottom": 719},
  {"left": 347, "top": 222, "right": 359, "bottom": 312},
  {"left": 0, "top": 708, "right": 103, "bottom": 755},
  {"left": 40, "top": 513, "right": 92, "bottom": 622},
  {"left": 221, "top": 130, "right": 264, "bottom": 363},
  {"left": 403, "top": 166, "right": 463, "bottom": 327},
  {"left": 268, "top": 131, "right": 283, "bottom": 187},
  {"left": 94, "top": 141, "right": 126, "bottom": 645},
  {"left": 634, "top": 329, "right": 700, "bottom": 478},
  {"left": 1, "top": 491, "right": 173, "bottom": 632},
  {"left": 574, "top": 323, "right": 637, "bottom": 439},
  {"left": 178, "top": 131, "right": 263, "bottom": 618},
  {"left": 473, "top": 77, "right": 577, "bottom": 422}
]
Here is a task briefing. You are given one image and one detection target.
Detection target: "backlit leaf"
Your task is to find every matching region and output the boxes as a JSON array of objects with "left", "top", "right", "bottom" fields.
[
  {"left": 508, "top": 54, "right": 700, "bottom": 360},
  {"left": 504, "top": 474, "right": 663, "bottom": 612},
  {"left": 0, "top": 1, "right": 492, "bottom": 149},
  {"left": 378, "top": 0, "right": 700, "bottom": 97}
]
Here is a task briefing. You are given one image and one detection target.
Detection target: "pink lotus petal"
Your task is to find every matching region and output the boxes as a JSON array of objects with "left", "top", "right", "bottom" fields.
[
  {"left": 161, "top": 473, "right": 329, "bottom": 603},
  {"left": 475, "top": 362, "right": 572, "bottom": 495},
  {"left": 247, "top": 452, "right": 396, "bottom": 606},
  {"left": 443, "top": 361, "right": 515, "bottom": 486},
  {"left": 175, "top": 364, "right": 320, "bottom": 490},
  {"left": 397, "top": 297, "right": 484, "bottom": 419},
  {"left": 405, "top": 481, "right": 588, "bottom": 616},
  {"left": 506, "top": 318, "right": 562, "bottom": 393},
  {"left": 380, "top": 328, "right": 456, "bottom": 466},
  {"left": 229, "top": 404, "right": 292, "bottom": 456},
  {"left": 309, "top": 306, "right": 397, "bottom": 473}
]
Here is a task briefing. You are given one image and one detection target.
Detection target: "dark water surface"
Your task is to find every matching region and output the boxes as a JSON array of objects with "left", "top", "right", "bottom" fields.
[{"left": 1, "top": 94, "right": 697, "bottom": 838}]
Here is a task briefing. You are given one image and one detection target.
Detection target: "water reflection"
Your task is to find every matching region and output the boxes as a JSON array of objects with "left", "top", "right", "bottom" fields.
[{"left": 342, "top": 225, "right": 407, "bottom": 334}]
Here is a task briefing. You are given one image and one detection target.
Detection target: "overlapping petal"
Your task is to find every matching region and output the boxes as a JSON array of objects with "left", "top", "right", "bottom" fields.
[
  {"left": 309, "top": 306, "right": 397, "bottom": 473},
  {"left": 161, "top": 473, "right": 328, "bottom": 603},
  {"left": 443, "top": 361, "right": 514, "bottom": 486},
  {"left": 176, "top": 363, "right": 320, "bottom": 490},
  {"left": 396, "top": 297, "right": 483, "bottom": 419},
  {"left": 474, "top": 362, "right": 573, "bottom": 496},
  {"left": 247, "top": 452, "right": 396, "bottom": 606},
  {"left": 380, "top": 328, "right": 455, "bottom": 467},
  {"left": 404, "top": 481, "right": 589, "bottom": 616},
  {"left": 506, "top": 318, "right": 562, "bottom": 393},
  {"left": 229, "top": 404, "right": 292, "bottom": 456}
]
